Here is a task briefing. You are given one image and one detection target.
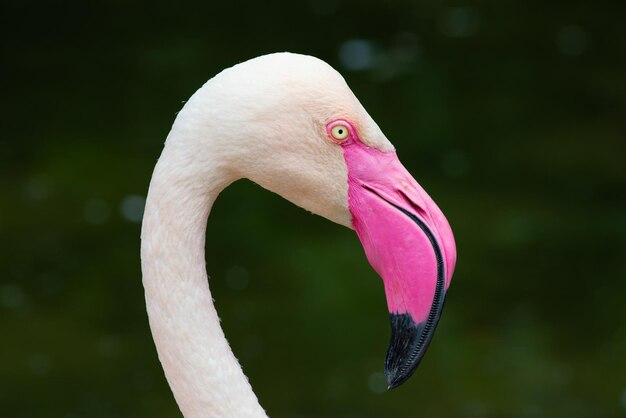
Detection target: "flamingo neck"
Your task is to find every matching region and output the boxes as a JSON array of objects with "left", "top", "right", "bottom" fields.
[{"left": 140, "top": 125, "right": 267, "bottom": 418}]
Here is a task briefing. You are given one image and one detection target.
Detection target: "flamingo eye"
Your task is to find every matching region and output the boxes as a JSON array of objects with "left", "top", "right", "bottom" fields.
[{"left": 330, "top": 124, "right": 350, "bottom": 141}]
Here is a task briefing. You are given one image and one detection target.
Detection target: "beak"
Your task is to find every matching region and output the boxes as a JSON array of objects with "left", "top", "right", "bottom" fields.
[{"left": 343, "top": 141, "right": 457, "bottom": 389}]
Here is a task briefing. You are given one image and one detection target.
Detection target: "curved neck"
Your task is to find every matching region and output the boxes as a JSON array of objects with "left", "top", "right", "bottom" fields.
[{"left": 140, "top": 124, "right": 267, "bottom": 417}]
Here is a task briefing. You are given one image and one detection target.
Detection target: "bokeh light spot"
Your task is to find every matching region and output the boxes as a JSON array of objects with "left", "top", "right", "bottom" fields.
[
  {"left": 28, "top": 353, "right": 52, "bottom": 376},
  {"left": 120, "top": 195, "right": 146, "bottom": 223},
  {"left": 556, "top": 25, "right": 589, "bottom": 56},
  {"left": 0, "top": 283, "right": 26, "bottom": 310},
  {"left": 339, "top": 39, "right": 375, "bottom": 71},
  {"left": 440, "top": 7, "right": 481, "bottom": 38},
  {"left": 367, "top": 371, "right": 387, "bottom": 394},
  {"left": 24, "top": 177, "right": 54, "bottom": 201}
]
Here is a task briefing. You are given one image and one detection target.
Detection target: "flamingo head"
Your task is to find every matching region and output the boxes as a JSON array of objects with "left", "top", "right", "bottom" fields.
[{"left": 196, "top": 53, "right": 457, "bottom": 388}]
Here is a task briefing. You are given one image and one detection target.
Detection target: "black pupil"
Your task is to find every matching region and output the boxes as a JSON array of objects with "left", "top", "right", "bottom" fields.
[{"left": 338, "top": 129, "right": 343, "bottom": 134}]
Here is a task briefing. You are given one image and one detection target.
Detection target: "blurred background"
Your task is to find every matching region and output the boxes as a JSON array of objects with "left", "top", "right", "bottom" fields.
[{"left": 2, "top": 0, "right": 625, "bottom": 417}]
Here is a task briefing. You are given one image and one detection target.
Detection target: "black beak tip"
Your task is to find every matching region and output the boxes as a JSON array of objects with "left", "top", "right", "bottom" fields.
[
  {"left": 383, "top": 313, "right": 433, "bottom": 390},
  {"left": 384, "top": 355, "right": 422, "bottom": 390},
  {"left": 386, "top": 376, "right": 405, "bottom": 391},
  {"left": 385, "top": 366, "right": 418, "bottom": 390}
]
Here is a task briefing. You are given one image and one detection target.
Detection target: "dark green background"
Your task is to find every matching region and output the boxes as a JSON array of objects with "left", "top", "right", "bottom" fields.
[{"left": 2, "top": 1, "right": 625, "bottom": 417}]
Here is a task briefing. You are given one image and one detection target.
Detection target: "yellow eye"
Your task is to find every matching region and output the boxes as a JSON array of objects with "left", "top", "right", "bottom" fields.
[{"left": 331, "top": 125, "right": 349, "bottom": 141}]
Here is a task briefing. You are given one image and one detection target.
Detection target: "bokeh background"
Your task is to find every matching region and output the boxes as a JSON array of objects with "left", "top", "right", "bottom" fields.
[{"left": 2, "top": 1, "right": 625, "bottom": 417}]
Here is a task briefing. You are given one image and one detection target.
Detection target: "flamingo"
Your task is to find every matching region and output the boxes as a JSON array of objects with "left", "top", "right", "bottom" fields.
[{"left": 141, "top": 52, "right": 456, "bottom": 417}]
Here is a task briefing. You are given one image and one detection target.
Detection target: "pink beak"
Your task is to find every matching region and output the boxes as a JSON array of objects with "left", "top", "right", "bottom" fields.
[{"left": 342, "top": 137, "right": 457, "bottom": 388}]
